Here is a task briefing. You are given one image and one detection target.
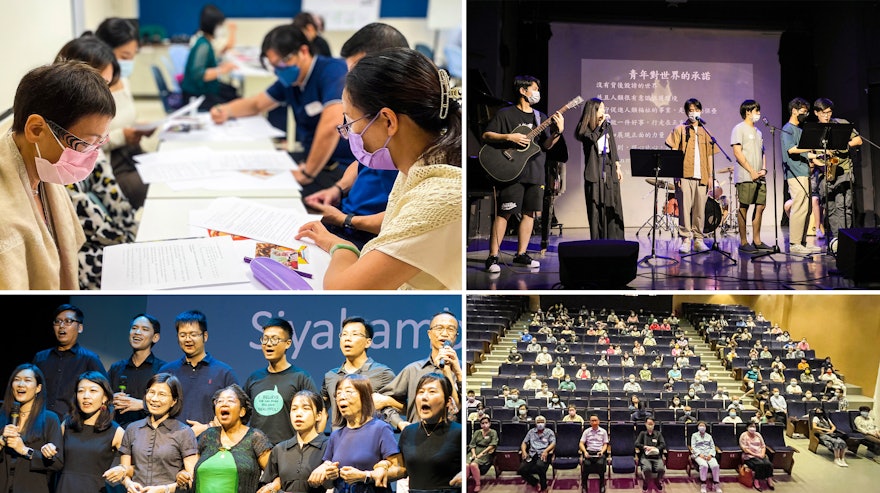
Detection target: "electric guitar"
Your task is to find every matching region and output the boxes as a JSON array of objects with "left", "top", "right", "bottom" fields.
[{"left": 479, "top": 96, "right": 584, "bottom": 182}]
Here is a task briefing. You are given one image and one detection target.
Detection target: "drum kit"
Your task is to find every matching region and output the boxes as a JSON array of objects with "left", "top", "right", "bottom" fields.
[{"left": 637, "top": 166, "right": 738, "bottom": 236}]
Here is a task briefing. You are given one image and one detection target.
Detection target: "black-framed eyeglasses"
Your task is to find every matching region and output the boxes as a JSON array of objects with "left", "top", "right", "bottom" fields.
[
  {"left": 260, "top": 336, "right": 290, "bottom": 346},
  {"left": 336, "top": 114, "right": 373, "bottom": 140},
  {"left": 52, "top": 318, "right": 81, "bottom": 327},
  {"left": 45, "top": 119, "right": 108, "bottom": 153}
]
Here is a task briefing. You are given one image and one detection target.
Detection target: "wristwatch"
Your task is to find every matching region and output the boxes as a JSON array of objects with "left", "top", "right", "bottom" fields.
[
  {"left": 343, "top": 213, "right": 355, "bottom": 231},
  {"left": 24, "top": 447, "right": 34, "bottom": 460}
]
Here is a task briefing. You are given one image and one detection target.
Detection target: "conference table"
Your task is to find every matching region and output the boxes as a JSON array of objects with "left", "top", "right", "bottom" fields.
[{"left": 102, "top": 115, "right": 330, "bottom": 291}]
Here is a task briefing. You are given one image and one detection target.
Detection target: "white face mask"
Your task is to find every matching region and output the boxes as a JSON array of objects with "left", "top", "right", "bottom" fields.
[
  {"left": 752, "top": 113, "right": 762, "bottom": 123},
  {"left": 688, "top": 111, "right": 701, "bottom": 123},
  {"left": 527, "top": 90, "right": 541, "bottom": 105}
]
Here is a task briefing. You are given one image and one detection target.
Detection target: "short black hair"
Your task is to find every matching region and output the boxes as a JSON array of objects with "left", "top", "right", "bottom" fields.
[
  {"left": 292, "top": 12, "right": 318, "bottom": 30},
  {"left": 175, "top": 310, "right": 207, "bottom": 333},
  {"left": 740, "top": 99, "right": 760, "bottom": 119},
  {"left": 514, "top": 75, "right": 540, "bottom": 100},
  {"left": 95, "top": 17, "right": 139, "bottom": 49},
  {"left": 199, "top": 4, "right": 226, "bottom": 37},
  {"left": 340, "top": 23, "right": 409, "bottom": 59},
  {"left": 262, "top": 317, "right": 293, "bottom": 339},
  {"left": 683, "top": 98, "right": 702, "bottom": 113},
  {"left": 53, "top": 304, "right": 84, "bottom": 323},
  {"left": 13, "top": 61, "right": 116, "bottom": 134},
  {"left": 859, "top": 406, "right": 871, "bottom": 412},
  {"left": 788, "top": 97, "right": 810, "bottom": 115},
  {"left": 261, "top": 24, "right": 312, "bottom": 63},
  {"left": 130, "top": 313, "right": 161, "bottom": 335},
  {"left": 56, "top": 35, "right": 120, "bottom": 87},
  {"left": 813, "top": 97, "right": 834, "bottom": 112},
  {"left": 212, "top": 384, "right": 253, "bottom": 425},
  {"left": 342, "top": 316, "right": 374, "bottom": 339}
]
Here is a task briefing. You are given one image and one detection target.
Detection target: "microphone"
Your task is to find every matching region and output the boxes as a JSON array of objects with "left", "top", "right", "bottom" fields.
[
  {"left": 762, "top": 117, "right": 770, "bottom": 127},
  {"left": 118, "top": 376, "right": 128, "bottom": 394},
  {"left": 439, "top": 340, "right": 452, "bottom": 368},
  {"left": 10, "top": 401, "right": 20, "bottom": 427},
  {"left": 695, "top": 116, "right": 707, "bottom": 125}
]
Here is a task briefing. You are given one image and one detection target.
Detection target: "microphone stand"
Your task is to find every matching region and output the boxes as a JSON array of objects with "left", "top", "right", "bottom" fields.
[
  {"left": 752, "top": 120, "right": 811, "bottom": 262},
  {"left": 681, "top": 119, "right": 737, "bottom": 264}
]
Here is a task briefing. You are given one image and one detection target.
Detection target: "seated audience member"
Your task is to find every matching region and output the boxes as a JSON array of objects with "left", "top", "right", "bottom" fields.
[
  {"left": 292, "top": 12, "right": 332, "bottom": 57},
  {"left": 634, "top": 417, "right": 665, "bottom": 492},
  {"left": 558, "top": 375, "right": 576, "bottom": 392},
  {"left": 54, "top": 35, "right": 139, "bottom": 289},
  {"left": 523, "top": 372, "right": 543, "bottom": 391},
  {"left": 468, "top": 402, "right": 487, "bottom": 423},
  {"left": 535, "top": 384, "right": 552, "bottom": 401},
  {"left": 258, "top": 390, "right": 330, "bottom": 493},
  {"left": 548, "top": 393, "right": 565, "bottom": 410},
  {"left": 690, "top": 422, "right": 721, "bottom": 493},
  {"left": 739, "top": 425, "right": 775, "bottom": 490},
  {"left": 518, "top": 415, "right": 555, "bottom": 492},
  {"left": 211, "top": 25, "right": 354, "bottom": 196},
  {"left": 722, "top": 409, "right": 743, "bottom": 424},
  {"left": 800, "top": 368, "right": 815, "bottom": 383},
  {"left": 507, "top": 348, "right": 524, "bottom": 364},
  {"left": 105, "top": 373, "right": 197, "bottom": 492},
  {"left": 467, "top": 416, "right": 497, "bottom": 492},
  {"left": 576, "top": 364, "right": 592, "bottom": 380},
  {"left": 52, "top": 372, "right": 123, "bottom": 492},
  {"left": 303, "top": 23, "right": 409, "bottom": 249},
  {"left": 786, "top": 379, "right": 803, "bottom": 395},
  {"left": 295, "top": 48, "right": 462, "bottom": 289},
  {"left": 678, "top": 406, "right": 697, "bottom": 424},
  {"left": 551, "top": 362, "right": 566, "bottom": 379},
  {"left": 0, "top": 364, "right": 63, "bottom": 492},
  {"left": 514, "top": 404, "right": 532, "bottom": 424},
  {"left": 563, "top": 405, "right": 584, "bottom": 423},
  {"left": 506, "top": 389, "right": 527, "bottom": 410},
  {"left": 181, "top": 4, "right": 238, "bottom": 110},
  {"left": 802, "top": 391, "right": 818, "bottom": 402},
  {"left": 811, "top": 407, "right": 849, "bottom": 467},
  {"left": 179, "top": 385, "right": 271, "bottom": 492},
  {"left": 535, "top": 348, "right": 553, "bottom": 366},
  {"left": 580, "top": 415, "right": 609, "bottom": 493},
  {"left": 623, "top": 375, "right": 642, "bottom": 393},
  {"left": 94, "top": 17, "right": 153, "bottom": 209},
  {"left": 591, "top": 378, "right": 608, "bottom": 392},
  {"left": 1, "top": 62, "right": 115, "bottom": 289},
  {"left": 854, "top": 407, "right": 880, "bottom": 455}
]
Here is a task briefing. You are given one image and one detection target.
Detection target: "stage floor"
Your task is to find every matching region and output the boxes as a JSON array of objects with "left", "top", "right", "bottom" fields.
[{"left": 466, "top": 225, "right": 872, "bottom": 290}]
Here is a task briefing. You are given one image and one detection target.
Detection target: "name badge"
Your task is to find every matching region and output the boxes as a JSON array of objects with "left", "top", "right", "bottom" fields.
[{"left": 305, "top": 101, "right": 324, "bottom": 117}]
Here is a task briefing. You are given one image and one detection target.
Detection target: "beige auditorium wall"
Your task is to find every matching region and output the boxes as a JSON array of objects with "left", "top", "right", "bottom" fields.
[{"left": 673, "top": 294, "right": 880, "bottom": 398}]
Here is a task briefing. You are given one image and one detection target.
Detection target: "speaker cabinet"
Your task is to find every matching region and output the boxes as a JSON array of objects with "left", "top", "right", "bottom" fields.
[
  {"left": 836, "top": 228, "right": 880, "bottom": 285},
  {"left": 558, "top": 240, "right": 639, "bottom": 289}
]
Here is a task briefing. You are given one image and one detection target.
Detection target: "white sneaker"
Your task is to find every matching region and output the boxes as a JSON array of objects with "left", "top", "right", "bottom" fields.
[
  {"left": 679, "top": 240, "right": 692, "bottom": 254},
  {"left": 790, "top": 244, "right": 814, "bottom": 255},
  {"left": 701, "top": 486, "right": 707, "bottom": 493},
  {"left": 840, "top": 459, "right": 849, "bottom": 467},
  {"left": 694, "top": 239, "right": 709, "bottom": 252}
]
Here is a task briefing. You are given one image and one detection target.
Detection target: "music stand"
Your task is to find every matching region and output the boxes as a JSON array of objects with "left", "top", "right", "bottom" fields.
[
  {"left": 798, "top": 122, "right": 854, "bottom": 255},
  {"left": 631, "top": 149, "right": 684, "bottom": 266}
]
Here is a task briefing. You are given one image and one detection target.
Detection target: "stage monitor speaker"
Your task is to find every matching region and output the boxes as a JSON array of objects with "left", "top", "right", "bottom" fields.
[
  {"left": 558, "top": 240, "right": 639, "bottom": 289},
  {"left": 836, "top": 228, "right": 880, "bottom": 285}
]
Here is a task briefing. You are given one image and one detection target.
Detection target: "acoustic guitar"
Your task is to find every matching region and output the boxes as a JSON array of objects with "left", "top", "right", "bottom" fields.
[{"left": 478, "top": 96, "right": 584, "bottom": 183}]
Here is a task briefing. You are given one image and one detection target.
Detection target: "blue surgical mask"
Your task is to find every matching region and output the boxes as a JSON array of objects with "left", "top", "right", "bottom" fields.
[
  {"left": 347, "top": 113, "right": 396, "bottom": 171},
  {"left": 275, "top": 64, "right": 301, "bottom": 87},
  {"left": 118, "top": 59, "right": 135, "bottom": 79}
]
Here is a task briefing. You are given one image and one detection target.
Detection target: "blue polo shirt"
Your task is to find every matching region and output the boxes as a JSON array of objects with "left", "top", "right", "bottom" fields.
[
  {"left": 158, "top": 353, "right": 238, "bottom": 425},
  {"left": 342, "top": 165, "right": 398, "bottom": 216},
  {"left": 265, "top": 55, "right": 354, "bottom": 165}
]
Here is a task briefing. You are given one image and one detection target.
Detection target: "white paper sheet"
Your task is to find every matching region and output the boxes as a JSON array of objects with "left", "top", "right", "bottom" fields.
[
  {"left": 134, "top": 149, "right": 296, "bottom": 183},
  {"left": 101, "top": 236, "right": 247, "bottom": 290},
  {"left": 133, "top": 96, "right": 205, "bottom": 131},
  {"left": 158, "top": 114, "right": 285, "bottom": 142},
  {"left": 189, "top": 197, "right": 321, "bottom": 249}
]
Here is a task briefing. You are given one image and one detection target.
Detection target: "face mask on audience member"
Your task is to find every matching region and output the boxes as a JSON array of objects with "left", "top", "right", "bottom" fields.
[
  {"left": 347, "top": 113, "right": 397, "bottom": 171},
  {"left": 274, "top": 64, "right": 301, "bottom": 87},
  {"left": 596, "top": 378, "right": 603, "bottom": 384},
  {"left": 118, "top": 59, "right": 135, "bottom": 79},
  {"left": 552, "top": 398, "right": 559, "bottom": 403},
  {"left": 748, "top": 426, "right": 757, "bottom": 434},
  {"left": 34, "top": 126, "right": 100, "bottom": 185},
  {"left": 698, "top": 425, "right": 706, "bottom": 433},
  {"left": 630, "top": 377, "right": 636, "bottom": 383},
  {"left": 862, "top": 411, "right": 870, "bottom": 418},
  {"left": 519, "top": 408, "right": 527, "bottom": 416},
  {"left": 688, "top": 390, "right": 695, "bottom": 396},
  {"left": 730, "top": 411, "right": 737, "bottom": 417},
  {"left": 773, "top": 391, "right": 780, "bottom": 397},
  {"left": 536, "top": 422, "right": 545, "bottom": 431}
]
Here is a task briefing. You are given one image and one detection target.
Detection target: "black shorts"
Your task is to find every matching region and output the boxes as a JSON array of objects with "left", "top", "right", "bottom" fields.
[{"left": 496, "top": 182, "right": 543, "bottom": 217}]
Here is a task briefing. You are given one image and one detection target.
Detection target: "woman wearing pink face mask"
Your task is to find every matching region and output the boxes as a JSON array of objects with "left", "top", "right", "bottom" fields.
[
  {"left": 296, "top": 48, "right": 462, "bottom": 290},
  {"left": 0, "top": 61, "right": 115, "bottom": 289}
]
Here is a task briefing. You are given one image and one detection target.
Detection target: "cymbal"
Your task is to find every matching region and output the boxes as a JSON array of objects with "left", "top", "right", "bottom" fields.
[
  {"left": 718, "top": 166, "right": 735, "bottom": 174},
  {"left": 645, "top": 178, "right": 672, "bottom": 189}
]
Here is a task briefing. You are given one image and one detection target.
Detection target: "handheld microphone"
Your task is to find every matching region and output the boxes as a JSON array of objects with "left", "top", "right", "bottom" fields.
[
  {"left": 119, "top": 376, "right": 128, "bottom": 394},
  {"left": 439, "top": 340, "right": 452, "bottom": 368},
  {"left": 10, "top": 401, "right": 20, "bottom": 427}
]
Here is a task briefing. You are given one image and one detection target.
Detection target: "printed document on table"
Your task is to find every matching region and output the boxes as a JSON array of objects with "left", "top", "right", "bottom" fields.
[
  {"left": 101, "top": 236, "right": 247, "bottom": 290},
  {"left": 190, "top": 197, "right": 321, "bottom": 249},
  {"left": 132, "top": 96, "right": 205, "bottom": 131},
  {"left": 134, "top": 149, "right": 296, "bottom": 183}
]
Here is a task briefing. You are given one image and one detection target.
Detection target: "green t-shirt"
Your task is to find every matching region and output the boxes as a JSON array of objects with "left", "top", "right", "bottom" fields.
[{"left": 196, "top": 448, "right": 238, "bottom": 493}]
